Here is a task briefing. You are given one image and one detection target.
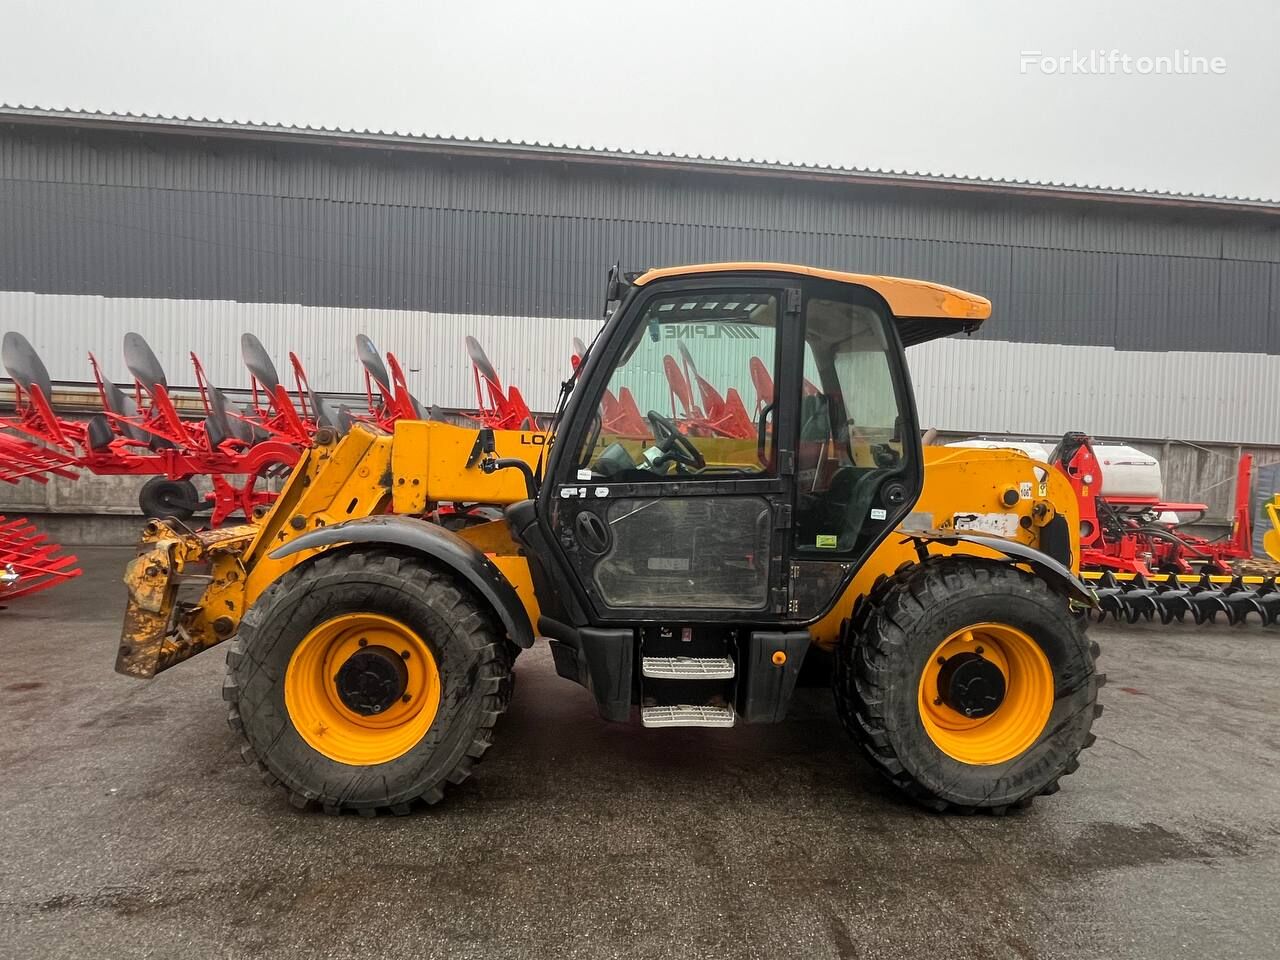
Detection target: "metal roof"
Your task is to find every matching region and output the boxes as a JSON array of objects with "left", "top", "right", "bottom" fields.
[{"left": 2, "top": 104, "right": 1276, "bottom": 215}]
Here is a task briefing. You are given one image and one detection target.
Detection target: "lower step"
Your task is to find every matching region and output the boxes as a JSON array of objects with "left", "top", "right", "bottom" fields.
[
  {"left": 641, "top": 656, "right": 735, "bottom": 679},
  {"left": 640, "top": 704, "right": 736, "bottom": 728}
]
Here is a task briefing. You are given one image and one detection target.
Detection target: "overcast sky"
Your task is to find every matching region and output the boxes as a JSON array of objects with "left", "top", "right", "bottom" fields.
[{"left": 4, "top": 0, "right": 1276, "bottom": 199}]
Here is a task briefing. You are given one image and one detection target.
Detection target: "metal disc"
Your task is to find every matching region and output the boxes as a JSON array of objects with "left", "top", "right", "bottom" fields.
[
  {"left": 122, "top": 333, "right": 168, "bottom": 392},
  {"left": 241, "top": 333, "right": 281, "bottom": 392},
  {"left": 207, "top": 384, "right": 253, "bottom": 444},
  {"left": 356, "top": 335, "right": 391, "bottom": 392},
  {"left": 1, "top": 332, "right": 54, "bottom": 399},
  {"left": 465, "top": 336, "right": 501, "bottom": 386}
]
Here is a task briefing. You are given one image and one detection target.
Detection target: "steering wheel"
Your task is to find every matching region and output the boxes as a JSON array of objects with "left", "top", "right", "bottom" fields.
[{"left": 646, "top": 411, "right": 706, "bottom": 470}]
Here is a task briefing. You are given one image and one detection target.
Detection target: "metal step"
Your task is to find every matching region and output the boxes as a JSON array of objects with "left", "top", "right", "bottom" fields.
[
  {"left": 641, "top": 656, "right": 735, "bottom": 680},
  {"left": 640, "top": 704, "right": 736, "bottom": 728}
]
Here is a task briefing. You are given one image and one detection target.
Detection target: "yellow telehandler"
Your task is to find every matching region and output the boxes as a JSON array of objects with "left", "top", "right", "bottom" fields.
[{"left": 119, "top": 263, "right": 1101, "bottom": 815}]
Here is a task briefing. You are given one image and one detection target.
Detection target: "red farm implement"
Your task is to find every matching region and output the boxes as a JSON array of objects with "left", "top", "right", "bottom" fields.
[
  {"left": 465, "top": 336, "right": 536, "bottom": 430},
  {"left": 2, "top": 331, "right": 303, "bottom": 525},
  {"left": 1055, "top": 432, "right": 1255, "bottom": 577},
  {"left": 573, "top": 336, "right": 647, "bottom": 438},
  {"left": 356, "top": 334, "right": 429, "bottom": 431},
  {"left": 950, "top": 431, "right": 1280, "bottom": 626},
  {"left": 0, "top": 514, "right": 80, "bottom": 602},
  {"left": 662, "top": 342, "right": 755, "bottom": 439},
  {"left": 1049, "top": 432, "right": 1280, "bottom": 625}
]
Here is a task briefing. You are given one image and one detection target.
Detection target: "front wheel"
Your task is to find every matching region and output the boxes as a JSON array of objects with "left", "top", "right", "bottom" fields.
[
  {"left": 835, "top": 557, "right": 1102, "bottom": 813},
  {"left": 222, "top": 547, "right": 512, "bottom": 814}
]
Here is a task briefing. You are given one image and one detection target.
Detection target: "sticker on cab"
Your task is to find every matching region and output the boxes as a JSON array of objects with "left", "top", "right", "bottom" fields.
[{"left": 815, "top": 534, "right": 838, "bottom": 549}]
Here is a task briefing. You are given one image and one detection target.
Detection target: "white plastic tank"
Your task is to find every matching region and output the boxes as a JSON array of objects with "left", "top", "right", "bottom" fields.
[{"left": 1091, "top": 444, "right": 1163, "bottom": 499}]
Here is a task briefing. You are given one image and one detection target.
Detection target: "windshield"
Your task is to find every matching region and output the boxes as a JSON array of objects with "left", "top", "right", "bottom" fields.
[{"left": 574, "top": 290, "right": 780, "bottom": 481}]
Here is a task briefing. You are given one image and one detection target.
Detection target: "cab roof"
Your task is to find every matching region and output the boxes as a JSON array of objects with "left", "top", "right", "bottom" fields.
[{"left": 632, "top": 262, "right": 991, "bottom": 346}]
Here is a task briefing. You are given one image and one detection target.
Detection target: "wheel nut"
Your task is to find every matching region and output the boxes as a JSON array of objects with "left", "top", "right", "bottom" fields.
[
  {"left": 402, "top": 694, "right": 411, "bottom": 703},
  {"left": 358, "top": 638, "right": 367, "bottom": 647},
  {"left": 400, "top": 650, "right": 410, "bottom": 660},
  {"left": 937, "top": 656, "right": 946, "bottom": 666},
  {"left": 975, "top": 645, "right": 985, "bottom": 655}
]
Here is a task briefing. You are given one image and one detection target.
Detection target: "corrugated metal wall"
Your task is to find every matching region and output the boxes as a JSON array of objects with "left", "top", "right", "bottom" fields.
[{"left": 2, "top": 174, "right": 1278, "bottom": 355}]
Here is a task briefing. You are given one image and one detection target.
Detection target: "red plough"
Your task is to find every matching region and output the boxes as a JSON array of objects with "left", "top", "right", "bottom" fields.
[
  {"left": 573, "top": 336, "right": 647, "bottom": 438},
  {"left": 0, "top": 514, "right": 81, "bottom": 602},
  {"left": 356, "top": 334, "right": 428, "bottom": 430},
  {"left": 465, "top": 336, "right": 536, "bottom": 430},
  {"left": 2, "top": 331, "right": 303, "bottom": 524}
]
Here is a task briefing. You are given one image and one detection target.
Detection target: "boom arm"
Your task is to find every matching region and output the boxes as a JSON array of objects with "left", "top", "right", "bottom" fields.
[{"left": 118, "top": 420, "right": 547, "bottom": 677}]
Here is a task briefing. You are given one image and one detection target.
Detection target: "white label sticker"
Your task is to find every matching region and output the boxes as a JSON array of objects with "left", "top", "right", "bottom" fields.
[
  {"left": 953, "top": 512, "right": 1020, "bottom": 538},
  {"left": 870, "top": 508, "right": 887, "bottom": 521},
  {"left": 577, "top": 469, "right": 592, "bottom": 481},
  {"left": 1019, "top": 481, "right": 1033, "bottom": 500},
  {"left": 559, "top": 487, "right": 577, "bottom": 499},
  {"left": 594, "top": 487, "right": 609, "bottom": 498}
]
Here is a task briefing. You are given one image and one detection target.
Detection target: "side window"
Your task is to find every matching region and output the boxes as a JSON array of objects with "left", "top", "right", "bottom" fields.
[
  {"left": 795, "top": 297, "right": 906, "bottom": 552},
  {"left": 577, "top": 291, "right": 779, "bottom": 481}
]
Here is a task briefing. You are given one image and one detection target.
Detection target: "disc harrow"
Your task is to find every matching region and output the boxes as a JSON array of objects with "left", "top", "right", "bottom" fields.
[{"left": 1085, "top": 571, "right": 1280, "bottom": 626}]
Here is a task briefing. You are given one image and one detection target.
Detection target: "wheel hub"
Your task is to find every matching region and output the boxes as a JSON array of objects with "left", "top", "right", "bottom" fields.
[
  {"left": 334, "top": 645, "right": 409, "bottom": 716},
  {"left": 936, "top": 651, "right": 1006, "bottom": 718}
]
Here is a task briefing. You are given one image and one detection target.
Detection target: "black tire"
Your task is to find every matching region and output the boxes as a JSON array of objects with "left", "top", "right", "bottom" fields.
[
  {"left": 835, "top": 557, "right": 1102, "bottom": 813},
  {"left": 222, "top": 547, "right": 512, "bottom": 815},
  {"left": 138, "top": 476, "right": 202, "bottom": 521}
]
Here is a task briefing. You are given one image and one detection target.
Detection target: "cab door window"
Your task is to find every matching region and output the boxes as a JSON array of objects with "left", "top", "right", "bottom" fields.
[
  {"left": 794, "top": 297, "right": 908, "bottom": 553},
  {"left": 576, "top": 291, "right": 779, "bottom": 482}
]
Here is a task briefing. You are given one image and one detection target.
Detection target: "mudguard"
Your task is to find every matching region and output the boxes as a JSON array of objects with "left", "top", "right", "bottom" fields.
[
  {"left": 271, "top": 515, "right": 535, "bottom": 647},
  {"left": 904, "top": 530, "right": 1095, "bottom": 606}
]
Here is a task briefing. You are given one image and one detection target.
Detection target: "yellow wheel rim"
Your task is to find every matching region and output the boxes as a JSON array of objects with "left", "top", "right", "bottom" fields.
[
  {"left": 918, "top": 622, "right": 1054, "bottom": 765},
  {"left": 284, "top": 613, "right": 442, "bottom": 766}
]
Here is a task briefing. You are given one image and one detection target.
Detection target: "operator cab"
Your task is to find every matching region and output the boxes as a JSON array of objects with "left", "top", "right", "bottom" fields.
[
  {"left": 505, "top": 263, "right": 990, "bottom": 727},
  {"left": 536, "top": 265, "right": 988, "bottom": 624}
]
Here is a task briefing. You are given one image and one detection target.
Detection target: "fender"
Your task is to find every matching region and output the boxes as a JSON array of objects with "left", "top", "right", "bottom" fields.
[
  {"left": 905, "top": 531, "right": 1095, "bottom": 606},
  {"left": 270, "top": 515, "right": 535, "bottom": 648}
]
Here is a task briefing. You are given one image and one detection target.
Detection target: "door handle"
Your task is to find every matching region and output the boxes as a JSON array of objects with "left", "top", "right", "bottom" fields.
[
  {"left": 575, "top": 511, "right": 610, "bottom": 554},
  {"left": 757, "top": 400, "right": 775, "bottom": 466}
]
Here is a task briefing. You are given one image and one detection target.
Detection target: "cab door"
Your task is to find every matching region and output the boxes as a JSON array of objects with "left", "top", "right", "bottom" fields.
[
  {"left": 542, "top": 278, "right": 801, "bottom": 622},
  {"left": 787, "top": 280, "right": 924, "bottom": 617}
]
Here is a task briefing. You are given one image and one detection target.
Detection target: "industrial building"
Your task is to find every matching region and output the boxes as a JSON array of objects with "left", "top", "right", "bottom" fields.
[{"left": 1, "top": 105, "right": 1278, "bottom": 527}]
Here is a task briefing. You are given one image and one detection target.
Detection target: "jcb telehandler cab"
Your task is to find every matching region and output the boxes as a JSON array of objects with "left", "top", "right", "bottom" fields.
[{"left": 119, "top": 263, "right": 1101, "bottom": 815}]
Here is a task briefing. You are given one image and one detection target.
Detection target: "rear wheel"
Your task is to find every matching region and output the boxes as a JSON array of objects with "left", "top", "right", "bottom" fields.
[
  {"left": 223, "top": 547, "right": 512, "bottom": 814},
  {"left": 835, "top": 557, "right": 1101, "bottom": 813}
]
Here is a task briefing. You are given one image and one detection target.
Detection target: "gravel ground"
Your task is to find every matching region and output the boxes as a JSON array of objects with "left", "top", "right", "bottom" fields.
[{"left": 2, "top": 546, "right": 1278, "bottom": 959}]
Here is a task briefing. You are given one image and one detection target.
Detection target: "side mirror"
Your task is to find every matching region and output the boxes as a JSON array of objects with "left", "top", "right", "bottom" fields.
[{"left": 603, "top": 262, "right": 627, "bottom": 317}]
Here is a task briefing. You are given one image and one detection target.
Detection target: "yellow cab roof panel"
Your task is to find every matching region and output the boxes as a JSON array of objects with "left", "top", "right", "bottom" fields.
[{"left": 633, "top": 262, "right": 992, "bottom": 322}]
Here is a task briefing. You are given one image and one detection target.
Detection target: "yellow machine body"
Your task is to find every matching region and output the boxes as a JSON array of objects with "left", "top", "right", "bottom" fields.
[{"left": 119, "top": 420, "right": 1078, "bottom": 676}]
